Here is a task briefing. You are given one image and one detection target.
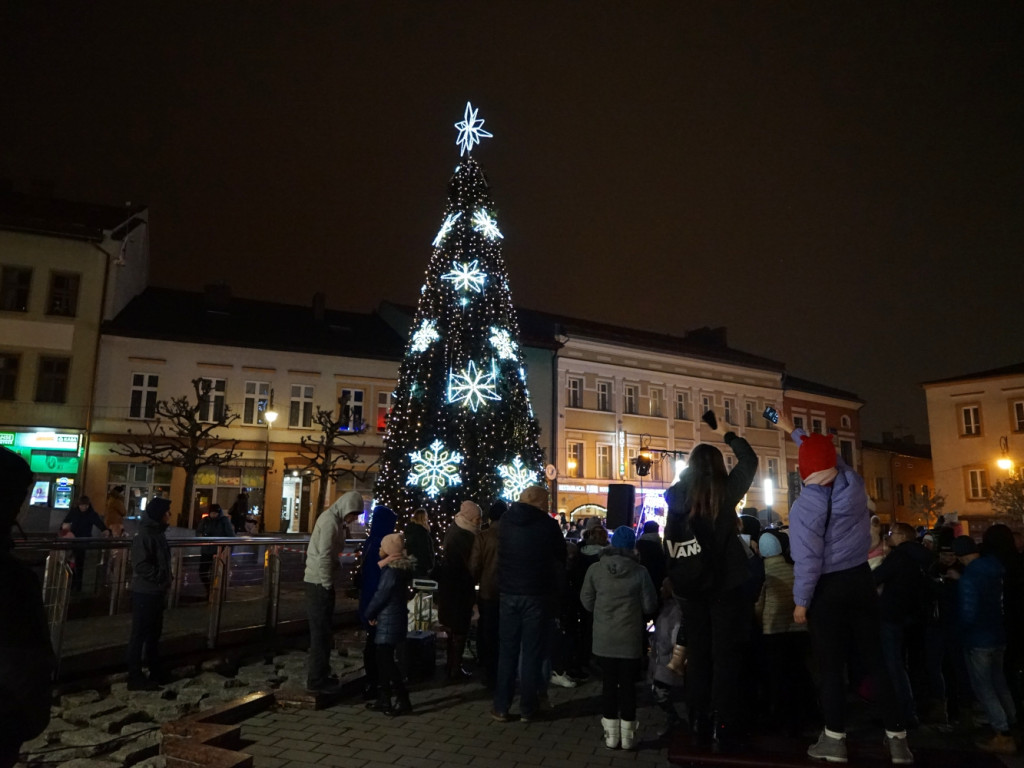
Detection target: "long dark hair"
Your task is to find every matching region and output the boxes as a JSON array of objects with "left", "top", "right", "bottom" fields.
[{"left": 684, "top": 443, "right": 729, "bottom": 521}]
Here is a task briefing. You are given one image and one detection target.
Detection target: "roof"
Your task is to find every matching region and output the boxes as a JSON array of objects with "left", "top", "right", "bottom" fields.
[
  {"left": 783, "top": 374, "right": 863, "bottom": 403},
  {"left": 0, "top": 192, "right": 145, "bottom": 242},
  {"left": 516, "top": 308, "right": 788, "bottom": 372},
  {"left": 104, "top": 287, "right": 407, "bottom": 361},
  {"left": 860, "top": 439, "right": 932, "bottom": 461},
  {"left": 922, "top": 362, "right": 1024, "bottom": 387}
]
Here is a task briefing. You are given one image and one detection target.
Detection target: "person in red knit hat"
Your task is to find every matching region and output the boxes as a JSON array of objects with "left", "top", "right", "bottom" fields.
[{"left": 778, "top": 413, "right": 914, "bottom": 765}]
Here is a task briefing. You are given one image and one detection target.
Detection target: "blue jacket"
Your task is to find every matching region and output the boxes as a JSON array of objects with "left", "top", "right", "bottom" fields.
[
  {"left": 358, "top": 506, "right": 397, "bottom": 625},
  {"left": 788, "top": 430, "right": 871, "bottom": 608},
  {"left": 364, "top": 555, "right": 414, "bottom": 645},
  {"left": 958, "top": 555, "right": 1005, "bottom": 649}
]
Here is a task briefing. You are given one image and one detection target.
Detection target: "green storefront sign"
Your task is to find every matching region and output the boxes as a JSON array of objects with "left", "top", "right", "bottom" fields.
[{"left": 29, "top": 454, "right": 81, "bottom": 474}]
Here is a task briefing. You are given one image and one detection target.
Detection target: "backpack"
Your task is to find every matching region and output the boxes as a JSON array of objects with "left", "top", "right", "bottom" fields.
[{"left": 664, "top": 508, "right": 715, "bottom": 598}]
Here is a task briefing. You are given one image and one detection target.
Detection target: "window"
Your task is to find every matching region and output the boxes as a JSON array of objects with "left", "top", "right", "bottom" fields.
[
  {"left": 0, "top": 353, "right": 19, "bottom": 400},
  {"left": 723, "top": 398, "right": 735, "bottom": 425},
  {"left": 35, "top": 356, "right": 69, "bottom": 403},
  {"left": 597, "top": 381, "right": 611, "bottom": 411},
  {"left": 675, "top": 391, "right": 690, "bottom": 420},
  {"left": 567, "top": 442, "right": 583, "bottom": 478},
  {"left": 47, "top": 272, "right": 80, "bottom": 317},
  {"left": 376, "top": 391, "right": 393, "bottom": 432},
  {"left": 242, "top": 381, "right": 270, "bottom": 425},
  {"left": 129, "top": 373, "right": 159, "bottom": 419},
  {"left": 596, "top": 444, "right": 612, "bottom": 479},
  {"left": 289, "top": 384, "right": 314, "bottom": 428},
  {"left": 922, "top": 484, "right": 929, "bottom": 499},
  {"left": 875, "top": 477, "right": 886, "bottom": 500},
  {"left": 340, "top": 389, "right": 364, "bottom": 430},
  {"left": 624, "top": 384, "right": 638, "bottom": 414},
  {"left": 909, "top": 484, "right": 917, "bottom": 500},
  {"left": 968, "top": 469, "right": 989, "bottom": 500},
  {"left": 649, "top": 387, "right": 663, "bottom": 417},
  {"left": 811, "top": 418, "right": 824, "bottom": 434},
  {"left": 961, "top": 405, "right": 981, "bottom": 436},
  {"left": 896, "top": 483, "right": 904, "bottom": 506},
  {"left": 701, "top": 395, "right": 711, "bottom": 414},
  {"left": 1014, "top": 401, "right": 1024, "bottom": 432},
  {"left": 567, "top": 377, "right": 582, "bottom": 408},
  {"left": 840, "top": 439, "right": 854, "bottom": 467},
  {"left": 841, "top": 415, "right": 852, "bottom": 429},
  {"left": 745, "top": 402, "right": 755, "bottom": 427},
  {"left": 197, "top": 378, "right": 226, "bottom": 423},
  {"left": 0, "top": 267, "right": 31, "bottom": 312},
  {"left": 793, "top": 415, "right": 805, "bottom": 431},
  {"left": 766, "top": 458, "right": 780, "bottom": 484}
]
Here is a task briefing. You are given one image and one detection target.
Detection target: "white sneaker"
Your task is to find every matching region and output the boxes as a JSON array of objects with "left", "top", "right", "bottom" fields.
[
  {"left": 885, "top": 735, "right": 914, "bottom": 765},
  {"left": 550, "top": 671, "right": 577, "bottom": 688}
]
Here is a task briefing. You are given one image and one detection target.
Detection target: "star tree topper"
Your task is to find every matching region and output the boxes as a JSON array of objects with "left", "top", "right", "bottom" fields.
[{"left": 454, "top": 101, "right": 493, "bottom": 156}]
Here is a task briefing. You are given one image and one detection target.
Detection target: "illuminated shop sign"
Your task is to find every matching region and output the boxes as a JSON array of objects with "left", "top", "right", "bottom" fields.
[
  {"left": 560, "top": 483, "right": 666, "bottom": 499},
  {"left": 0, "top": 431, "right": 80, "bottom": 451}
]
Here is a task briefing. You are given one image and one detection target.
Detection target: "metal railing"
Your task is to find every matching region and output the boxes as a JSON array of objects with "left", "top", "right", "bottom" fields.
[{"left": 13, "top": 534, "right": 364, "bottom": 676}]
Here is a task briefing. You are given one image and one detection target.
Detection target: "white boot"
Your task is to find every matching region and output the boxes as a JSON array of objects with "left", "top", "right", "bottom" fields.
[
  {"left": 620, "top": 719, "right": 639, "bottom": 751},
  {"left": 601, "top": 717, "right": 620, "bottom": 749}
]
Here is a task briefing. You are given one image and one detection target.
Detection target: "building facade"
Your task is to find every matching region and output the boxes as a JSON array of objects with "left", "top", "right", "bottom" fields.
[
  {"left": 0, "top": 193, "right": 148, "bottom": 530},
  {"left": 924, "top": 363, "right": 1024, "bottom": 530},
  {"left": 860, "top": 439, "right": 934, "bottom": 527}
]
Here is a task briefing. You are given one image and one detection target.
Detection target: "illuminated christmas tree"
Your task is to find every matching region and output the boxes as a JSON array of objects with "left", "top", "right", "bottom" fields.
[{"left": 374, "top": 102, "right": 544, "bottom": 532}]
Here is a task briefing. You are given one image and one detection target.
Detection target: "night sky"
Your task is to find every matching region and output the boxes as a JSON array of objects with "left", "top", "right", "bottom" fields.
[{"left": 3, "top": 3, "right": 1022, "bottom": 442}]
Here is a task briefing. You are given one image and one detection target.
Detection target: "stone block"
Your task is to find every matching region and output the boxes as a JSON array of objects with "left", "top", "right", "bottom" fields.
[
  {"left": 43, "top": 718, "right": 78, "bottom": 742},
  {"left": 108, "top": 730, "right": 162, "bottom": 766},
  {"left": 61, "top": 690, "right": 103, "bottom": 710},
  {"left": 59, "top": 726, "right": 110, "bottom": 751},
  {"left": 63, "top": 700, "right": 125, "bottom": 727},
  {"left": 121, "top": 722, "right": 156, "bottom": 737},
  {"left": 50, "top": 758, "right": 119, "bottom": 768},
  {"left": 92, "top": 708, "right": 152, "bottom": 735},
  {"left": 133, "top": 756, "right": 166, "bottom": 768}
]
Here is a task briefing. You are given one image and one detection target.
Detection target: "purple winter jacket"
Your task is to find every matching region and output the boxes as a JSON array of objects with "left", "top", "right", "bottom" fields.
[{"left": 788, "top": 429, "right": 871, "bottom": 608}]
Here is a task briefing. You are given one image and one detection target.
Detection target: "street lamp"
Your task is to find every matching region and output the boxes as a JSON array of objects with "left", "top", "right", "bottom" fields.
[
  {"left": 998, "top": 436, "right": 1015, "bottom": 476},
  {"left": 260, "top": 391, "right": 278, "bottom": 532}
]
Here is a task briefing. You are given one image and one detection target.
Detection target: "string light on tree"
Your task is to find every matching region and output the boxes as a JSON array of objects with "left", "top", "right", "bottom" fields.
[
  {"left": 498, "top": 456, "right": 539, "bottom": 501},
  {"left": 373, "top": 101, "right": 544, "bottom": 541},
  {"left": 407, "top": 440, "right": 464, "bottom": 498},
  {"left": 489, "top": 326, "right": 517, "bottom": 360},
  {"left": 454, "top": 101, "right": 493, "bottom": 156},
  {"left": 447, "top": 360, "right": 501, "bottom": 411},
  {"left": 432, "top": 212, "right": 463, "bottom": 247},
  {"left": 441, "top": 259, "right": 487, "bottom": 293},
  {"left": 410, "top": 319, "right": 440, "bottom": 353},
  {"left": 472, "top": 208, "right": 504, "bottom": 240}
]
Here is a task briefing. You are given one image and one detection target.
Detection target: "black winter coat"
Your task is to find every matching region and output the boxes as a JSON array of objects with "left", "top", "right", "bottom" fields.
[
  {"left": 874, "top": 540, "right": 935, "bottom": 624},
  {"left": 63, "top": 505, "right": 107, "bottom": 538},
  {"left": 498, "top": 502, "right": 567, "bottom": 597},
  {"left": 437, "top": 525, "right": 476, "bottom": 633},
  {"left": 131, "top": 517, "right": 172, "bottom": 594}
]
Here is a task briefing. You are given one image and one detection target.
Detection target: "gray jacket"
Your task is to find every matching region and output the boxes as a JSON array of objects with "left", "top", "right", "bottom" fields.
[{"left": 580, "top": 548, "right": 658, "bottom": 659}]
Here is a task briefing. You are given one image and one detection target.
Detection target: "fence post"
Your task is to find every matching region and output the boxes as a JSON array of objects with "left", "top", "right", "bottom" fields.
[
  {"left": 264, "top": 545, "right": 281, "bottom": 633},
  {"left": 108, "top": 544, "right": 129, "bottom": 616},
  {"left": 206, "top": 544, "right": 230, "bottom": 649},
  {"left": 168, "top": 548, "right": 185, "bottom": 608}
]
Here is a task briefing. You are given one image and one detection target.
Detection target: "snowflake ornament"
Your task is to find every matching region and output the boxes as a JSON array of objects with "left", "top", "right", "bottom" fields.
[
  {"left": 432, "top": 212, "right": 463, "bottom": 247},
  {"left": 489, "top": 326, "right": 518, "bottom": 360},
  {"left": 441, "top": 259, "right": 487, "bottom": 293},
  {"left": 448, "top": 359, "right": 501, "bottom": 412},
  {"left": 472, "top": 208, "right": 504, "bottom": 240},
  {"left": 454, "top": 101, "right": 493, "bottom": 156},
  {"left": 407, "top": 440, "right": 464, "bottom": 498},
  {"left": 410, "top": 319, "right": 440, "bottom": 353},
  {"left": 498, "top": 457, "right": 539, "bottom": 501}
]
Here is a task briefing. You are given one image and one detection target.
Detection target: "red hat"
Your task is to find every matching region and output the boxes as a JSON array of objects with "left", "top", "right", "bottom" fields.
[{"left": 798, "top": 434, "right": 837, "bottom": 481}]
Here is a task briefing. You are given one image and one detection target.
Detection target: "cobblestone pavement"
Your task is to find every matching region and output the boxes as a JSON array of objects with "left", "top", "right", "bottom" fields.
[{"left": 239, "top": 675, "right": 672, "bottom": 768}]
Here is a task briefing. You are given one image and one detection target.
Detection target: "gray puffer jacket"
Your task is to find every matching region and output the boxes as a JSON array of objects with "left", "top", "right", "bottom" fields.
[{"left": 580, "top": 548, "right": 658, "bottom": 659}]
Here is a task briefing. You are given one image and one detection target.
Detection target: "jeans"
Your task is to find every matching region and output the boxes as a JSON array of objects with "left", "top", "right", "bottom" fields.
[
  {"left": 881, "top": 620, "right": 919, "bottom": 724},
  {"left": 808, "top": 563, "right": 904, "bottom": 733},
  {"left": 598, "top": 656, "right": 641, "bottom": 720},
  {"left": 305, "top": 582, "right": 335, "bottom": 688},
  {"left": 965, "top": 646, "right": 1017, "bottom": 732},
  {"left": 494, "top": 594, "right": 547, "bottom": 717},
  {"left": 127, "top": 591, "right": 165, "bottom": 679}
]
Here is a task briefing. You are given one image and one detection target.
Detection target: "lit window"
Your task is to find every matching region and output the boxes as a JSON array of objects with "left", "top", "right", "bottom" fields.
[
  {"left": 624, "top": 385, "right": 638, "bottom": 414},
  {"left": 377, "top": 391, "right": 393, "bottom": 432},
  {"left": 596, "top": 444, "right": 612, "bottom": 479},
  {"left": 649, "top": 387, "right": 663, "bottom": 417},
  {"left": 723, "top": 399, "right": 735, "bottom": 425},
  {"left": 597, "top": 381, "right": 611, "bottom": 412},
  {"left": 968, "top": 469, "right": 988, "bottom": 499},
  {"left": 243, "top": 381, "right": 270, "bottom": 426},
  {"left": 340, "top": 389, "right": 364, "bottom": 430},
  {"left": 675, "top": 391, "right": 690, "bottom": 420},
  {"left": 961, "top": 405, "right": 981, "bottom": 436},
  {"left": 567, "top": 442, "right": 584, "bottom": 478},
  {"left": 567, "top": 377, "right": 582, "bottom": 408}
]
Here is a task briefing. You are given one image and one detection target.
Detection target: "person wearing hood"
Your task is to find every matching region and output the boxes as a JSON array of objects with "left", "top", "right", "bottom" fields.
[
  {"left": 492, "top": 486, "right": 567, "bottom": 723},
  {"left": 63, "top": 494, "right": 109, "bottom": 592},
  {"left": 127, "top": 497, "right": 173, "bottom": 691},
  {"left": 358, "top": 504, "right": 397, "bottom": 698},
  {"left": 364, "top": 532, "right": 415, "bottom": 716},
  {"left": 437, "top": 500, "right": 481, "bottom": 680},
  {"left": 581, "top": 526, "right": 657, "bottom": 750},
  {"left": 874, "top": 521, "right": 935, "bottom": 728},
  {"left": 0, "top": 447, "right": 54, "bottom": 766},
  {"left": 303, "top": 490, "right": 363, "bottom": 693},
  {"left": 779, "top": 413, "right": 913, "bottom": 765},
  {"left": 573, "top": 524, "right": 609, "bottom": 673}
]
